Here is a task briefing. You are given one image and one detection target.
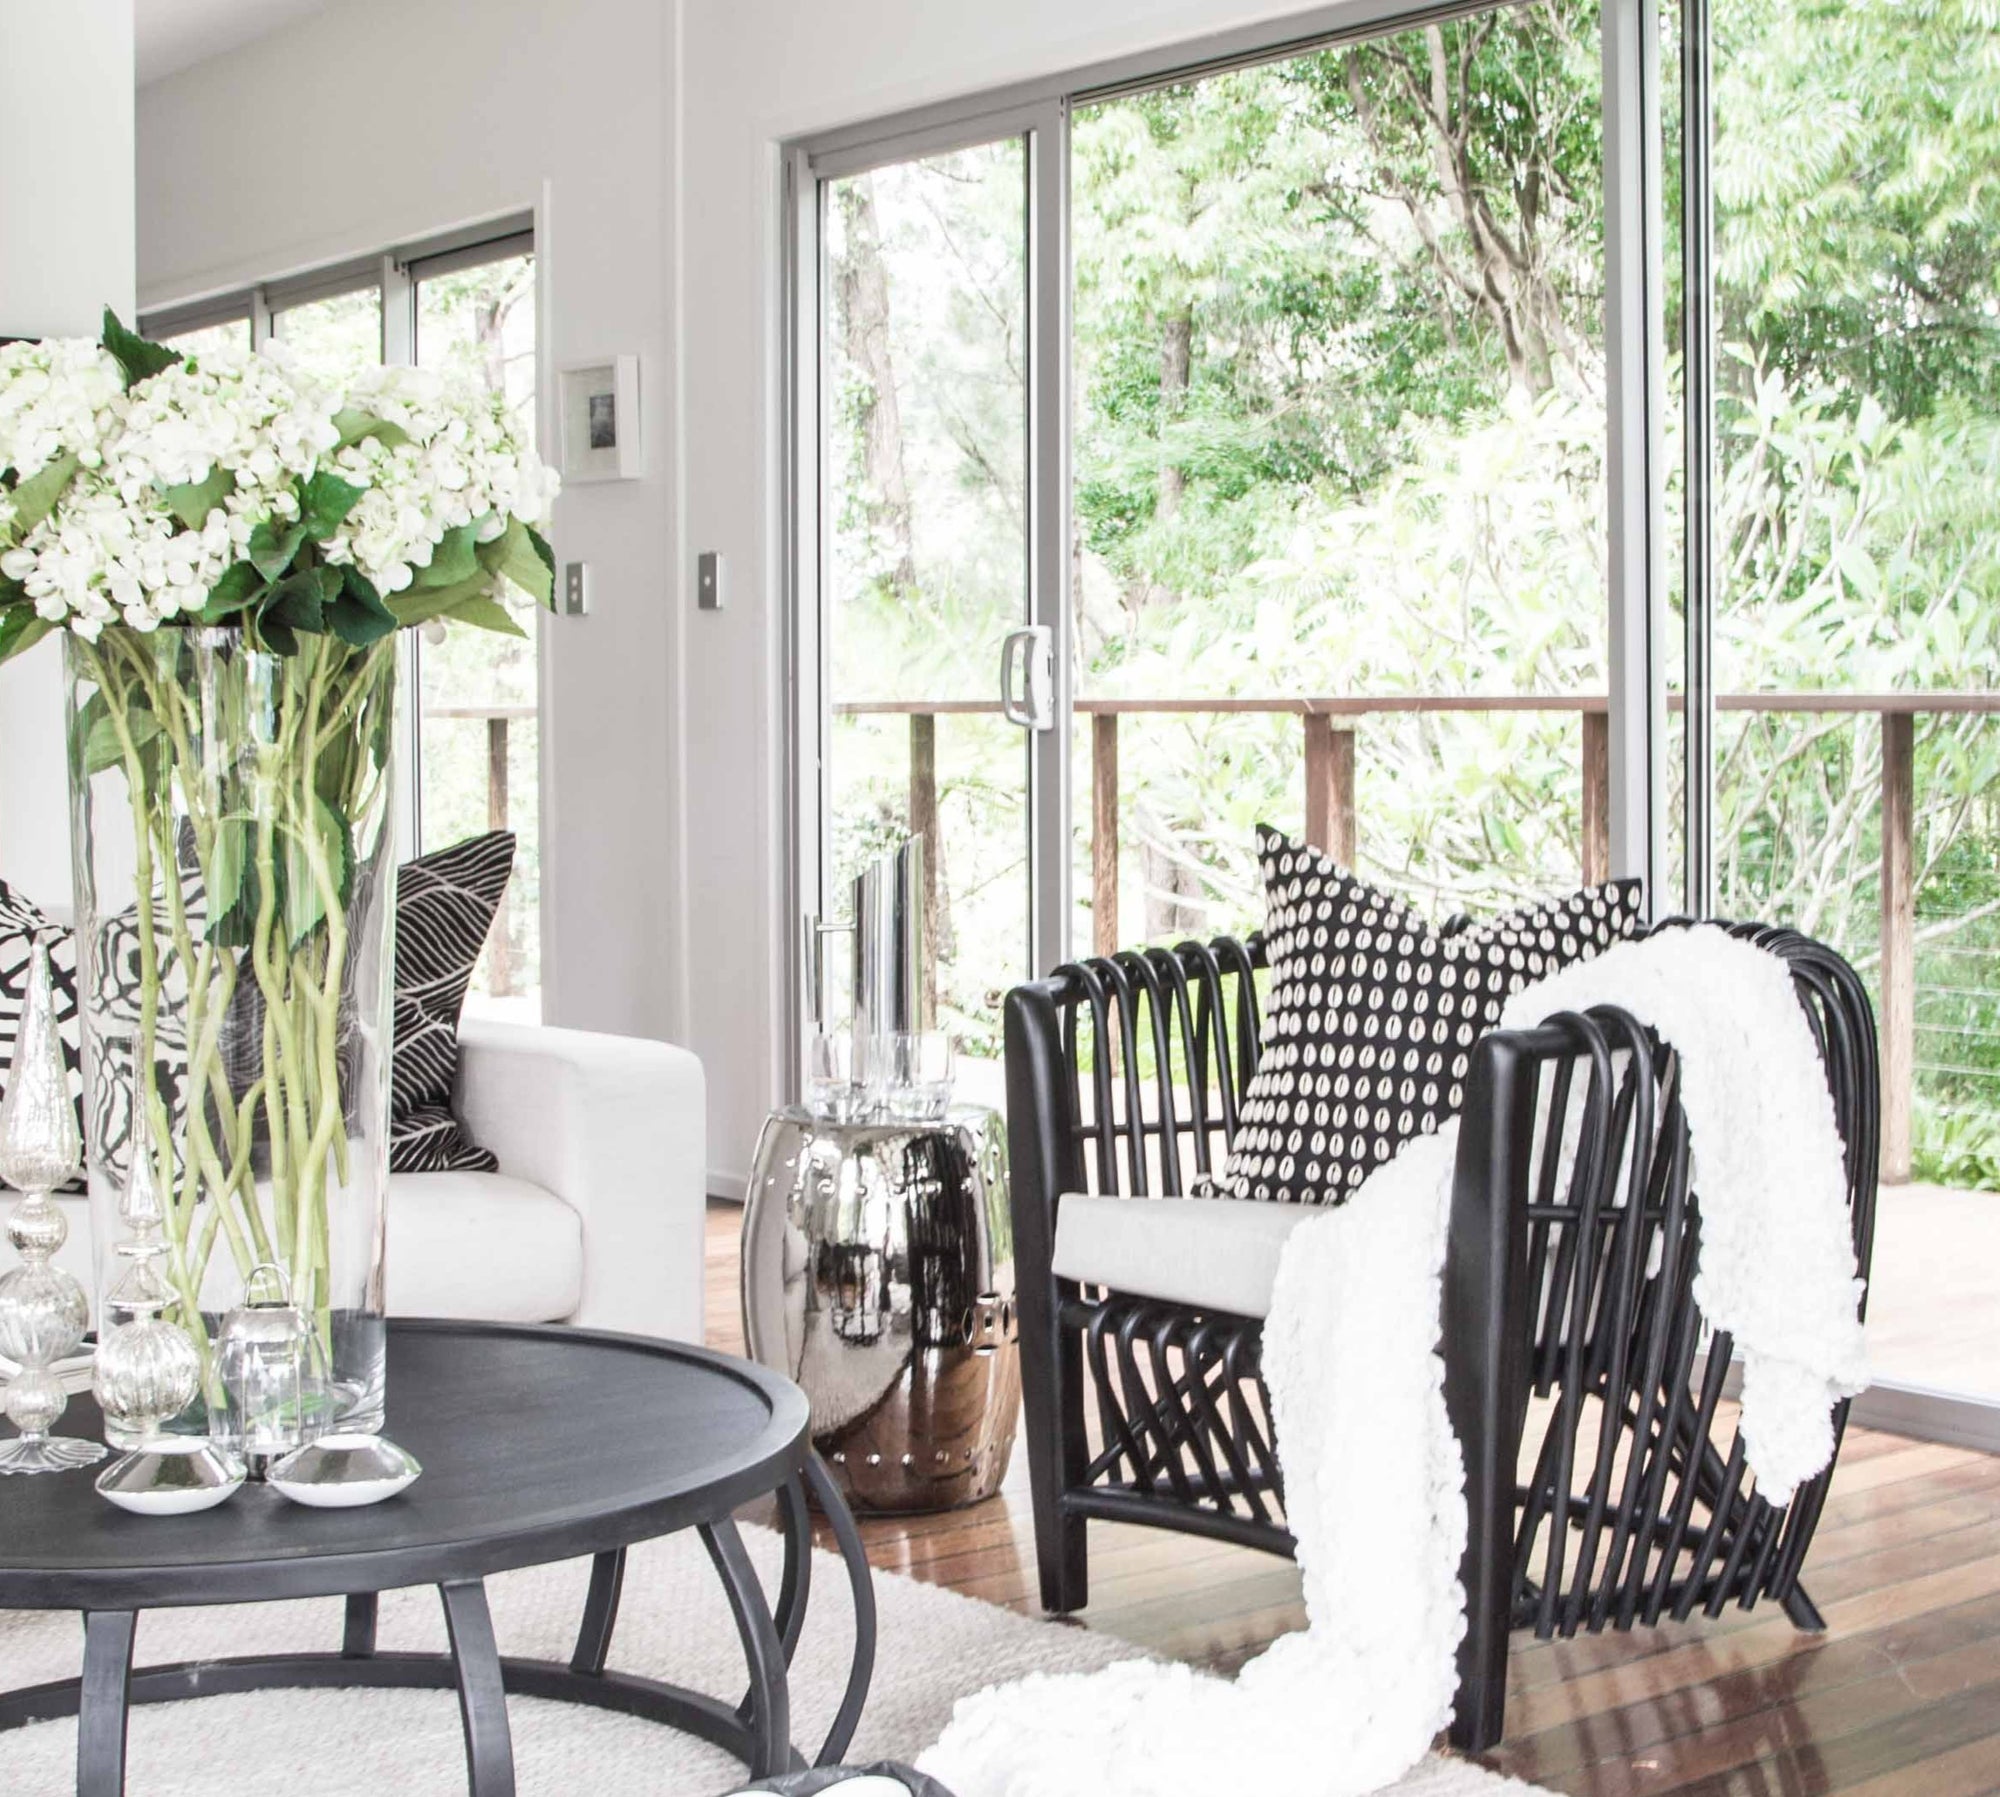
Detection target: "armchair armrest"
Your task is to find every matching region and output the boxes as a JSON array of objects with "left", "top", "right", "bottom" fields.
[{"left": 452, "top": 1018, "right": 706, "bottom": 1344}]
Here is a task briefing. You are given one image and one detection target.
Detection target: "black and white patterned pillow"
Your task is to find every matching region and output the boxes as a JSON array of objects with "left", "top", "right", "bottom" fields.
[
  {"left": 82, "top": 860, "right": 207, "bottom": 1187},
  {"left": 0, "top": 879, "right": 86, "bottom": 1193},
  {"left": 1217, "top": 827, "right": 1644, "bottom": 1205},
  {"left": 389, "top": 831, "right": 514, "bottom": 1174}
]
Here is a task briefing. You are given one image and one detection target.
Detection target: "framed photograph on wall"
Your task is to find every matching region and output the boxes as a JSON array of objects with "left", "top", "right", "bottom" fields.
[{"left": 559, "top": 354, "right": 642, "bottom": 482}]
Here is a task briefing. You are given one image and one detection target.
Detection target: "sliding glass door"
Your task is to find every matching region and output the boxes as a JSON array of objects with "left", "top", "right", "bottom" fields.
[
  {"left": 802, "top": 125, "right": 1056, "bottom": 1107},
  {"left": 794, "top": 3, "right": 1636, "bottom": 1096}
]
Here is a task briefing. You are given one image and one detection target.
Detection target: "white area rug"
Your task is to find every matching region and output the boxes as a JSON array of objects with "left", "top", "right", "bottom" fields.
[{"left": 0, "top": 1524, "right": 1550, "bottom": 1795}]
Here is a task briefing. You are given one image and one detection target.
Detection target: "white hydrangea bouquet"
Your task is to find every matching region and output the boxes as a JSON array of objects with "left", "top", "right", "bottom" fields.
[{"left": 0, "top": 313, "right": 560, "bottom": 1431}]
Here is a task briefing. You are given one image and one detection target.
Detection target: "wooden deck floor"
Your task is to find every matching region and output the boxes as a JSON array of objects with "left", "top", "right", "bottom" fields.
[{"left": 706, "top": 1202, "right": 2000, "bottom": 1795}]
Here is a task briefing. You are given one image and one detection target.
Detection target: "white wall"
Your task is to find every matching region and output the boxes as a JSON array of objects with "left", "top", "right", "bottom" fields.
[
  {"left": 0, "top": 0, "right": 136, "bottom": 914},
  {"left": 136, "top": 0, "right": 684, "bottom": 1054},
  {"left": 136, "top": 0, "right": 1346, "bottom": 1194}
]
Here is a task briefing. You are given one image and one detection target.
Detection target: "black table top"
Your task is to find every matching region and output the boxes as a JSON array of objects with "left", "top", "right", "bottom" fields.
[{"left": 0, "top": 1319, "right": 811, "bottom": 1612}]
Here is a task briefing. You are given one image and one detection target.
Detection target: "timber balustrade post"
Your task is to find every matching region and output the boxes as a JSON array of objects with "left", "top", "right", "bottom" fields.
[
  {"left": 1093, "top": 712, "right": 1119, "bottom": 959},
  {"left": 1881, "top": 709, "right": 1915, "bottom": 1184},
  {"left": 909, "top": 712, "right": 940, "bottom": 1029},
  {"left": 486, "top": 715, "right": 513, "bottom": 997},
  {"left": 1581, "top": 710, "right": 1610, "bottom": 887},
  {"left": 1303, "top": 712, "right": 1356, "bottom": 867}
]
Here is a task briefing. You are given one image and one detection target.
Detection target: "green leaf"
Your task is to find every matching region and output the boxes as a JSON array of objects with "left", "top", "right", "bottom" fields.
[
  {"left": 299, "top": 470, "right": 365, "bottom": 542},
  {"left": 160, "top": 466, "right": 235, "bottom": 531},
  {"left": 81, "top": 697, "right": 161, "bottom": 778},
  {"left": 474, "top": 516, "right": 555, "bottom": 607},
  {"left": 0, "top": 607, "right": 53, "bottom": 667},
  {"left": 262, "top": 565, "right": 340, "bottom": 635},
  {"left": 247, "top": 520, "right": 307, "bottom": 583},
  {"left": 410, "top": 523, "right": 478, "bottom": 590},
  {"left": 331, "top": 408, "right": 411, "bottom": 452},
  {"left": 197, "top": 560, "right": 265, "bottom": 622},
  {"left": 101, "top": 309, "right": 182, "bottom": 391},
  {"left": 386, "top": 572, "right": 492, "bottom": 629},
  {"left": 282, "top": 794, "right": 355, "bottom": 946},
  {"left": 325, "top": 566, "right": 399, "bottom": 648},
  {"left": 5, "top": 451, "right": 82, "bottom": 545},
  {"left": 253, "top": 615, "right": 299, "bottom": 657},
  {"left": 443, "top": 592, "right": 529, "bottom": 639},
  {"left": 204, "top": 815, "right": 258, "bottom": 950}
]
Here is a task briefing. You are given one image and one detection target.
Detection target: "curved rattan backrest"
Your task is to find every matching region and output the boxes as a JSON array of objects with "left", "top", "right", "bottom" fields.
[{"left": 1040, "top": 935, "right": 1268, "bottom": 1200}]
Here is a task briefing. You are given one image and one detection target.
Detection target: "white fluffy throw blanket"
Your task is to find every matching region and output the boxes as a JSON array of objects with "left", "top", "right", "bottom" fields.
[
  {"left": 1497, "top": 922, "right": 1870, "bottom": 1505},
  {"left": 921, "top": 925, "right": 1867, "bottom": 1797},
  {"left": 920, "top": 1129, "right": 1468, "bottom": 1797}
]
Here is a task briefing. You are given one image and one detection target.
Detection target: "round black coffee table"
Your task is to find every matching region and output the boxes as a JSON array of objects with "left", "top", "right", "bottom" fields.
[{"left": 0, "top": 1319, "right": 877, "bottom": 1796}]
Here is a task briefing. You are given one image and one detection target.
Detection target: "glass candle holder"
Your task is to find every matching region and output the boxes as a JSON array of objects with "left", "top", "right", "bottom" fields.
[
  {"left": 883, "top": 1031, "right": 955, "bottom": 1122},
  {"left": 216, "top": 1264, "right": 331, "bottom": 1480},
  {"left": 806, "top": 1029, "right": 866, "bottom": 1122}
]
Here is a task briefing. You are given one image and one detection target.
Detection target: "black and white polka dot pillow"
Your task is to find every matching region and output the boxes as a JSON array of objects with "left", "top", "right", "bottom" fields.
[{"left": 1217, "top": 827, "right": 1644, "bottom": 1205}]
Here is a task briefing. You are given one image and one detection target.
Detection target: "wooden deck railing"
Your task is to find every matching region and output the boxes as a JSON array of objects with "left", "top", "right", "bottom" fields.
[
  {"left": 424, "top": 703, "right": 535, "bottom": 997},
  {"left": 835, "top": 690, "right": 2000, "bottom": 1184}
]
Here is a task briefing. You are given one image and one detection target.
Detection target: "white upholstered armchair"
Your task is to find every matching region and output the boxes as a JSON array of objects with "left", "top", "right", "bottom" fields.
[{"left": 52, "top": 1020, "right": 708, "bottom": 1347}]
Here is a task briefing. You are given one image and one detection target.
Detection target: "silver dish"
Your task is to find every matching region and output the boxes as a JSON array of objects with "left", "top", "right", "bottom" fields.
[
  {"left": 96, "top": 1439, "right": 246, "bottom": 1516},
  {"left": 268, "top": 1432, "right": 421, "bottom": 1508}
]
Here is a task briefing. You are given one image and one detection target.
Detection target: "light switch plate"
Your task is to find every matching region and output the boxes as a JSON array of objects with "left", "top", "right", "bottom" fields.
[
  {"left": 563, "top": 562, "right": 588, "bottom": 616},
  {"left": 697, "top": 551, "right": 723, "bottom": 611}
]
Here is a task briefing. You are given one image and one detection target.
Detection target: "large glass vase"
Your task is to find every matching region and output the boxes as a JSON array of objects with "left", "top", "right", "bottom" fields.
[{"left": 65, "top": 626, "right": 397, "bottom": 1433}]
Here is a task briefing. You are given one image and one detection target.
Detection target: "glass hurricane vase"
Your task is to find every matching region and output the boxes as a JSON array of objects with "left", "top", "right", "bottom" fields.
[{"left": 65, "top": 625, "right": 398, "bottom": 1435}]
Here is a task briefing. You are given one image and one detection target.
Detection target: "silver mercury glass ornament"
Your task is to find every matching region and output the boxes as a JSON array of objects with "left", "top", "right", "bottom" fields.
[
  {"left": 0, "top": 940, "right": 106, "bottom": 1475},
  {"left": 91, "top": 1145, "right": 203, "bottom": 1449}
]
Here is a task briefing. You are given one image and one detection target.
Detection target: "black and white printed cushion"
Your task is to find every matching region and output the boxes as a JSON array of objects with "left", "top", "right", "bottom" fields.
[
  {"left": 83, "top": 861, "right": 206, "bottom": 1186},
  {"left": 0, "top": 879, "right": 86, "bottom": 1193},
  {"left": 1216, "top": 826, "right": 1645, "bottom": 1205},
  {"left": 388, "top": 830, "right": 514, "bottom": 1175}
]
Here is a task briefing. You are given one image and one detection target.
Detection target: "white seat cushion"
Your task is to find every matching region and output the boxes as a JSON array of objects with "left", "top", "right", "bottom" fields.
[
  {"left": 1051, "top": 1192, "right": 1316, "bottom": 1320},
  {"left": 386, "top": 1171, "right": 583, "bottom": 1323}
]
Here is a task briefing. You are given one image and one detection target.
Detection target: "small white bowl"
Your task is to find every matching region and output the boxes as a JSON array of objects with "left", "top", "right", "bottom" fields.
[
  {"left": 269, "top": 1433, "right": 422, "bottom": 1508},
  {"left": 97, "top": 1440, "right": 246, "bottom": 1516}
]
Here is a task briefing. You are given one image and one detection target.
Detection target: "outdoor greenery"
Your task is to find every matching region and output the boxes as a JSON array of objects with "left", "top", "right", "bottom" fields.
[{"left": 823, "top": 0, "right": 2000, "bottom": 1176}]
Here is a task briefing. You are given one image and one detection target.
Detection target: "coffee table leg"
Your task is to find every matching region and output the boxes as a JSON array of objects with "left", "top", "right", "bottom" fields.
[
  {"left": 569, "top": 1548, "right": 626, "bottom": 1676},
  {"left": 802, "top": 1449, "right": 876, "bottom": 1767},
  {"left": 701, "top": 1518, "right": 791, "bottom": 1776},
  {"left": 77, "top": 1610, "right": 137, "bottom": 1797},
  {"left": 439, "top": 1579, "right": 516, "bottom": 1797},
  {"left": 772, "top": 1474, "right": 813, "bottom": 1663},
  {"left": 343, "top": 1593, "right": 379, "bottom": 1659}
]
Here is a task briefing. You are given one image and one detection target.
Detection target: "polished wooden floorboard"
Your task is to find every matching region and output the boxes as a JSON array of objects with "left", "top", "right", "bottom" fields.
[{"left": 706, "top": 1201, "right": 2000, "bottom": 1795}]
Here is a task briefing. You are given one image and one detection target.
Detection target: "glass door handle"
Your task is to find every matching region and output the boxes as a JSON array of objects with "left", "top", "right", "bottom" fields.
[{"left": 999, "top": 626, "right": 1055, "bottom": 731}]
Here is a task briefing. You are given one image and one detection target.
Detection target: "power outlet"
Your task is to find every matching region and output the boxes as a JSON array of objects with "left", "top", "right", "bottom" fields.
[{"left": 563, "top": 562, "right": 588, "bottom": 616}]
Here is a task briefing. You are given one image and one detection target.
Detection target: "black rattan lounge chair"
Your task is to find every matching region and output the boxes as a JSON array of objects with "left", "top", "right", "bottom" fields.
[{"left": 1003, "top": 920, "right": 1877, "bottom": 1752}]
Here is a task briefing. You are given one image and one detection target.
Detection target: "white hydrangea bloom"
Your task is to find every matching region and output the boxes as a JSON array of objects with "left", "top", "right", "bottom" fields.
[
  {"left": 0, "top": 338, "right": 124, "bottom": 481},
  {"left": 3, "top": 329, "right": 556, "bottom": 644}
]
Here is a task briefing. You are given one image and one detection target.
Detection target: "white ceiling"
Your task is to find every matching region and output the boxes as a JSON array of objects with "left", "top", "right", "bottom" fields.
[{"left": 134, "top": 0, "right": 335, "bottom": 86}]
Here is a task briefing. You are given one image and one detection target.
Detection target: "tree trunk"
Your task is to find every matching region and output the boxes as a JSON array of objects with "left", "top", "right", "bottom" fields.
[
  {"left": 1141, "top": 837, "right": 1204, "bottom": 943},
  {"left": 1342, "top": 26, "right": 1570, "bottom": 398},
  {"left": 835, "top": 179, "right": 918, "bottom": 598}
]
